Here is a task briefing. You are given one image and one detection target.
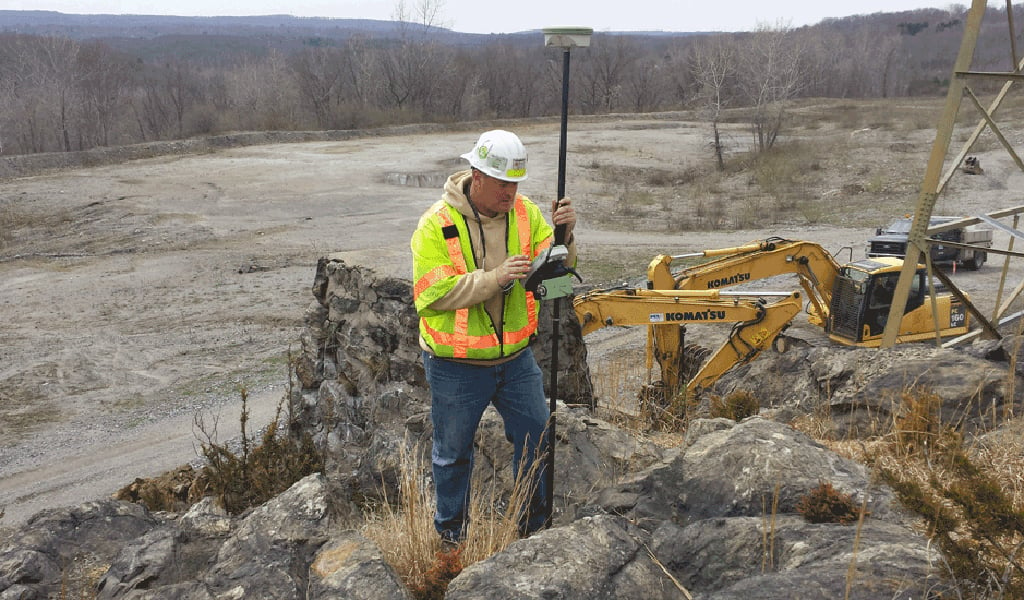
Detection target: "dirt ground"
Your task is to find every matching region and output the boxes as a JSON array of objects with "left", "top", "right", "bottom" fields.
[{"left": 2, "top": 102, "right": 1022, "bottom": 528}]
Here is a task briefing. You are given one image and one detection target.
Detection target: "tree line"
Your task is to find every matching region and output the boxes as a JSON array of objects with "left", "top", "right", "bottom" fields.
[{"left": 0, "top": 4, "right": 1014, "bottom": 157}]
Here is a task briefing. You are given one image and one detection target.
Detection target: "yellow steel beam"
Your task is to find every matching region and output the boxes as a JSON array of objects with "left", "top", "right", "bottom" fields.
[{"left": 881, "top": 0, "right": 989, "bottom": 348}]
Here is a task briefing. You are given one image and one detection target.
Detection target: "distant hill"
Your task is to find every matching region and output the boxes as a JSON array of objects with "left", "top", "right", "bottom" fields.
[
  {"left": 0, "top": 10, "right": 709, "bottom": 63},
  {"left": 0, "top": 10, "right": 704, "bottom": 42},
  {"left": 0, "top": 10, "right": 562, "bottom": 43},
  {"left": 0, "top": 5, "right": 1017, "bottom": 156},
  {"left": 0, "top": 10, "right": 411, "bottom": 37}
]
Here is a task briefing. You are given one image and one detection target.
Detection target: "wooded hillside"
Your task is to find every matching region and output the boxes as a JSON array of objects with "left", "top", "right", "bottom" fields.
[{"left": 0, "top": 5, "right": 1019, "bottom": 156}]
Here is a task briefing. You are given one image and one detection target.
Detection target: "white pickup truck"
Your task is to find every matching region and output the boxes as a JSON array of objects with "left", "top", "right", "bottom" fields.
[{"left": 867, "top": 216, "right": 994, "bottom": 270}]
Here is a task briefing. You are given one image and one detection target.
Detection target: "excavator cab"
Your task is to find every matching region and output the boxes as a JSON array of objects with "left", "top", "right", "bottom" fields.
[{"left": 828, "top": 258, "right": 963, "bottom": 344}]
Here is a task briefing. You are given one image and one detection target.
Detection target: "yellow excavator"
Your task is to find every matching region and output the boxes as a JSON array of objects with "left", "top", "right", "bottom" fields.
[{"left": 574, "top": 237, "right": 970, "bottom": 399}]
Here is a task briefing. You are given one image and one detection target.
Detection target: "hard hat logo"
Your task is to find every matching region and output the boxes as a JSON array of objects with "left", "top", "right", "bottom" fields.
[
  {"left": 461, "top": 129, "right": 529, "bottom": 182},
  {"left": 488, "top": 155, "right": 507, "bottom": 171}
]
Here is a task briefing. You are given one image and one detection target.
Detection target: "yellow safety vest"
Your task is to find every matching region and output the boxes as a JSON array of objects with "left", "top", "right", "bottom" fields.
[{"left": 412, "top": 196, "right": 552, "bottom": 360}]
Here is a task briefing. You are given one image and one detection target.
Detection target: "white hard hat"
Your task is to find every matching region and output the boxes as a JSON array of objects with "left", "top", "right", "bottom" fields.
[{"left": 460, "top": 130, "right": 528, "bottom": 182}]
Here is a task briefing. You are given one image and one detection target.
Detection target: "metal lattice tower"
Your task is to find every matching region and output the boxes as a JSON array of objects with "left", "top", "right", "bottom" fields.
[{"left": 881, "top": 0, "right": 1024, "bottom": 348}]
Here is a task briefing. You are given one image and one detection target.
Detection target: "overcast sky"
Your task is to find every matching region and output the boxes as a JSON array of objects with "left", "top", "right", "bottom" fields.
[{"left": 9, "top": 1, "right": 959, "bottom": 34}]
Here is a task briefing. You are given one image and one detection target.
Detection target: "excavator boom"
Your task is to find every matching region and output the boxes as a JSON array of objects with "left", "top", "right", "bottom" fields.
[{"left": 574, "top": 288, "right": 803, "bottom": 396}]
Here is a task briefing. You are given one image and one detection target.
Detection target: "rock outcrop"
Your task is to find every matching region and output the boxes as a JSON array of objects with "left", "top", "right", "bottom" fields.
[{"left": 3, "top": 259, "right": 1017, "bottom": 599}]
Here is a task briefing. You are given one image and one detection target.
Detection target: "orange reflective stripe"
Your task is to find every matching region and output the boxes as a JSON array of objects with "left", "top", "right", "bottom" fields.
[
  {"left": 535, "top": 237, "right": 552, "bottom": 256},
  {"left": 515, "top": 197, "right": 532, "bottom": 256},
  {"left": 445, "top": 236, "right": 465, "bottom": 271},
  {"left": 453, "top": 308, "right": 470, "bottom": 357},
  {"left": 414, "top": 264, "right": 459, "bottom": 298},
  {"left": 436, "top": 207, "right": 468, "bottom": 273},
  {"left": 422, "top": 316, "right": 498, "bottom": 351},
  {"left": 503, "top": 300, "right": 537, "bottom": 346}
]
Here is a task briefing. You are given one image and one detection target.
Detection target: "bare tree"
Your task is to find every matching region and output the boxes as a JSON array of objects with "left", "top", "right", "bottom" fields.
[
  {"left": 689, "top": 35, "right": 737, "bottom": 169},
  {"left": 77, "top": 42, "right": 135, "bottom": 147},
  {"left": 0, "top": 35, "right": 84, "bottom": 152},
  {"left": 336, "top": 37, "right": 376, "bottom": 123},
  {"left": 577, "top": 35, "right": 632, "bottom": 113},
  {"left": 624, "top": 56, "right": 665, "bottom": 113},
  {"left": 735, "top": 24, "right": 806, "bottom": 152},
  {"left": 392, "top": 0, "right": 451, "bottom": 31},
  {"left": 165, "top": 62, "right": 196, "bottom": 139},
  {"left": 474, "top": 43, "right": 546, "bottom": 119},
  {"left": 378, "top": 0, "right": 453, "bottom": 117},
  {"left": 290, "top": 47, "right": 345, "bottom": 129}
]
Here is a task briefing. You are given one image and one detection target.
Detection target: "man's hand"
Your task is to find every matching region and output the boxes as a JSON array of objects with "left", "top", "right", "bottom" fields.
[
  {"left": 496, "top": 254, "right": 532, "bottom": 288},
  {"left": 551, "top": 197, "right": 576, "bottom": 241}
]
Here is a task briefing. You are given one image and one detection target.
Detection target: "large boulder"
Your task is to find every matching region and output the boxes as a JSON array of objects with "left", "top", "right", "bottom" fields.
[
  {"left": 588, "top": 418, "right": 900, "bottom": 528},
  {"left": 579, "top": 417, "right": 943, "bottom": 599},
  {"left": 88, "top": 473, "right": 410, "bottom": 600},
  {"left": 0, "top": 500, "right": 160, "bottom": 599},
  {"left": 651, "top": 516, "right": 946, "bottom": 599},
  {"left": 446, "top": 515, "right": 680, "bottom": 600}
]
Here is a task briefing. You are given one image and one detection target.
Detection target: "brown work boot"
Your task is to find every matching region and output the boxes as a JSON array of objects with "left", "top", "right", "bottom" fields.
[{"left": 440, "top": 537, "right": 461, "bottom": 553}]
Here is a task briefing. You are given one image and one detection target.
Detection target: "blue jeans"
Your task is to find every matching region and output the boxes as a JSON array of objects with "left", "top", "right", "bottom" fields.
[{"left": 423, "top": 348, "right": 550, "bottom": 541}]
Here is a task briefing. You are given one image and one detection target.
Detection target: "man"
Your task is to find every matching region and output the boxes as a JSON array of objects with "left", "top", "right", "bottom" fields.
[{"left": 410, "top": 129, "right": 577, "bottom": 545}]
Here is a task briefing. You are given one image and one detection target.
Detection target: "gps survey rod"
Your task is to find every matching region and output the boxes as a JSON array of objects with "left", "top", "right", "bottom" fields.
[{"left": 541, "top": 26, "right": 591, "bottom": 530}]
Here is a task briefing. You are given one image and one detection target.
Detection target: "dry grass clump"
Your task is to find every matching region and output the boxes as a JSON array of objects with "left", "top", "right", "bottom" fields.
[
  {"left": 709, "top": 389, "right": 760, "bottom": 421},
  {"left": 795, "top": 481, "right": 860, "bottom": 525},
  {"left": 813, "top": 385, "right": 1024, "bottom": 597},
  {"left": 361, "top": 440, "right": 540, "bottom": 600}
]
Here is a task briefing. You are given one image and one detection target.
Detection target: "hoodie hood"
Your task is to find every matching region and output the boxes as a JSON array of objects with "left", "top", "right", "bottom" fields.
[{"left": 443, "top": 170, "right": 477, "bottom": 219}]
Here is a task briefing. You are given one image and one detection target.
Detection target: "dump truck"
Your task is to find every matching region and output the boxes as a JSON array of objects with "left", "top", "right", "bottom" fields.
[{"left": 866, "top": 216, "right": 993, "bottom": 270}]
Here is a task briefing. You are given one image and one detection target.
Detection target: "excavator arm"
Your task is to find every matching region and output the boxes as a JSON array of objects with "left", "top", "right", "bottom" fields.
[
  {"left": 573, "top": 288, "right": 804, "bottom": 399},
  {"left": 640, "top": 238, "right": 846, "bottom": 397},
  {"left": 647, "top": 237, "right": 844, "bottom": 326}
]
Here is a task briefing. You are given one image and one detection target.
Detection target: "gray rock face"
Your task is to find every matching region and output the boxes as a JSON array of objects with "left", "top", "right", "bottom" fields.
[
  {"left": 651, "top": 516, "right": 945, "bottom": 599},
  {"left": 711, "top": 344, "right": 1012, "bottom": 437},
  {"left": 2, "top": 261, "right": 1013, "bottom": 599},
  {"left": 307, "top": 535, "right": 413, "bottom": 600},
  {"left": 1, "top": 501, "right": 159, "bottom": 598},
  {"left": 84, "top": 474, "right": 410, "bottom": 600}
]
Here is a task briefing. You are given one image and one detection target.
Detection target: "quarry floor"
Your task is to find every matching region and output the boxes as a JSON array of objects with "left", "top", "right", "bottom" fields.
[{"left": 2, "top": 108, "right": 1022, "bottom": 528}]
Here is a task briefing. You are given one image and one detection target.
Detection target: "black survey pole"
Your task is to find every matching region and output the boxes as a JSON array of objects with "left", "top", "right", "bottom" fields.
[
  {"left": 542, "top": 27, "right": 591, "bottom": 530},
  {"left": 555, "top": 47, "right": 571, "bottom": 244}
]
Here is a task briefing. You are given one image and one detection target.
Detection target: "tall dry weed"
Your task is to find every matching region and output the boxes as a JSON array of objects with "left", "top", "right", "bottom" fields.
[{"left": 362, "top": 438, "right": 542, "bottom": 598}]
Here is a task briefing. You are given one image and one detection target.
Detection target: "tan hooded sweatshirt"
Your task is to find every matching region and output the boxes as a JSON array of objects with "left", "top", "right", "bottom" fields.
[{"left": 420, "top": 169, "right": 577, "bottom": 359}]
